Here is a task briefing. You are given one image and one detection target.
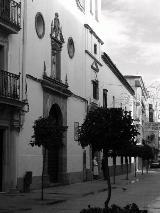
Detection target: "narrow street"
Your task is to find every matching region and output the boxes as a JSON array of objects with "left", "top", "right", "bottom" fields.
[{"left": 1, "top": 169, "right": 160, "bottom": 212}]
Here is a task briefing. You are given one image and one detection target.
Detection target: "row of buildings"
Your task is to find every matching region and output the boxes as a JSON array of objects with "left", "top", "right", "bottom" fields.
[{"left": 0, "top": 0, "right": 159, "bottom": 192}]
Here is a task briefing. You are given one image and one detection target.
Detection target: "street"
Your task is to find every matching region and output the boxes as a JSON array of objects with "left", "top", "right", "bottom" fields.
[{"left": 1, "top": 169, "right": 160, "bottom": 212}]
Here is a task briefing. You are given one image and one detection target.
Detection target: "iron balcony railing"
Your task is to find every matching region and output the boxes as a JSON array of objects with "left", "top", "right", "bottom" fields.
[
  {"left": 0, "top": 70, "right": 20, "bottom": 100},
  {"left": 0, "top": 0, "right": 21, "bottom": 30}
]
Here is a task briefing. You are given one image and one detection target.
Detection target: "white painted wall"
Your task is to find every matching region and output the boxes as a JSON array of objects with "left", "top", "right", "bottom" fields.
[
  {"left": 67, "top": 97, "right": 88, "bottom": 173},
  {"left": 99, "top": 62, "right": 134, "bottom": 112},
  {"left": 18, "top": 79, "right": 43, "bottom": 177},
  {"left": 18, "top": 0, "right": 88, "bottom": 179},
  {"left": 18, "top": 0, "right": 136, "bottom": 180},
  {"left": 23, "top": 0, "right": 87, "bottom": 98}
]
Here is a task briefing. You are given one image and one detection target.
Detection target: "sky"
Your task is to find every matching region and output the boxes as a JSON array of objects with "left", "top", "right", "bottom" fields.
[{"left": 101, "top": 0, "right": 160, "bottom": 87}]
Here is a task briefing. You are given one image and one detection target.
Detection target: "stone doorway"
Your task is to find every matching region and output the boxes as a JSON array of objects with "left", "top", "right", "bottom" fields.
[{"left": 48, "top": 104, "right": 63, "bottom": 183}]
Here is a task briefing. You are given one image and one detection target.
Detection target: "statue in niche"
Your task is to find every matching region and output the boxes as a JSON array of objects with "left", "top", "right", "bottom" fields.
[{"left": 51, "top": 13, "right": 64, "bottom": 43}]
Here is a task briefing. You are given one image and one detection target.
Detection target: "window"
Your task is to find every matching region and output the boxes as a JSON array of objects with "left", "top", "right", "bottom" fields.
[
  {"left": 94, "top": 44, "right": 97, "bottom": 54},
  {"left": 35, "top": 12, "right": 45, "bottom": 39},
  {"left": 0, "top": 45, "right": 5, "bottom": 69},
  {"left": 92, "top": 80, "right": 99, "bottom": 100},
  {"left": 149, "top": 104, "right": 154, "bottom": 122},
  {"left": 113, "top": 96, "right": 115, "bottom": 108},
  {"left": 67, "top": 37, "right": 75, "bottom": 59},
  {"left": 103, "top": 89, "right": 108, "bottom": 108}
]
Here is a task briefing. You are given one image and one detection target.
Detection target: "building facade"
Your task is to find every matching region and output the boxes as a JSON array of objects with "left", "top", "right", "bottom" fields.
[
  {"left": 124, "top": 76, "right": 148, "bottom": 145},
  {"left": 16, "top": 0, "right": 104, "bottom": 190},
  {"left": 0, "top": 0, "right": 28, "bottom": 192},
  {"left": 0, "top": 0, "right": 148, "bottom": 192}
]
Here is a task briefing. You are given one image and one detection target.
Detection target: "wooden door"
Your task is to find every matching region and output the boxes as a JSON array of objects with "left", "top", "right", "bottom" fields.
[{"left": 48, "top": 148, "right": 59, "bottom": 182}]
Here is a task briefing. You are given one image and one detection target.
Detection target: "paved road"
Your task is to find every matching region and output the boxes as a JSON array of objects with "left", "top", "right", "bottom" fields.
[
  {"left": 1, "top": 169, "right": 160, "bottom": 212},
  {"left": 83, "top": 169, "right": 160, "bottom": 213}
]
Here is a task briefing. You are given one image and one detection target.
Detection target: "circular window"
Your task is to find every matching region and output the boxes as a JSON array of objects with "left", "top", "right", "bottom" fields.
[
  {"left": 35, "top": 12, "right": 45, "bottom": 39},
  {"left": 67, "top": 37, "right": 75, "bottom": 59}
]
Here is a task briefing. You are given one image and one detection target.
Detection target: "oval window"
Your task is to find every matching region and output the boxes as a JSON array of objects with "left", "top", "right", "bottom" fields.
[
  {"left": 35, "top": 12, "right": 45, "bottom": 39},
  {"left": 67, "top": 37, "right": 75, "bottom": 59}
]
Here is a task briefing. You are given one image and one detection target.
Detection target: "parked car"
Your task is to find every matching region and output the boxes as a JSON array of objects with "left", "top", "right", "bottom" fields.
[{"left": 150, "top": 160, "right": 160, "bottom": 168}]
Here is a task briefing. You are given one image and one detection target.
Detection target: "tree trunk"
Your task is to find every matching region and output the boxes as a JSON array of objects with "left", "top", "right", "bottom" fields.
[
  {"left": 104, "top": 155, "right": 111, "bottom": 208},
  {"left": 134, "top": 157, "right": 137, "bottom": 177},
  {"left": 41, "top": 147, "right": 47, "bottom": 200},
  {"left": 142, "top": 158, "right": 144, "bottom": 175},
  {"left": 113, "top": 155, "right": 116, "bottom": 184},
  {"left": 125, "top": 156, "right": 128, "bottom": 180}
]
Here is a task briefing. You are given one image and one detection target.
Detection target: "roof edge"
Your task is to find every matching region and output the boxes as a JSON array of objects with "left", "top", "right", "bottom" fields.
[{"left": 102, "top": 52, "right": 135, "bottom": 96}]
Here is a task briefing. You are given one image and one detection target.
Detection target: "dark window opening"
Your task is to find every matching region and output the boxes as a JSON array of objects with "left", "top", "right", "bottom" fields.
[
  {"left": 94, "top": 44, "right": 97, "bottom": 54},
  {"left": 103, "top": 89, "right": 108, "bottom": 108},
  {"left": 0, "top": 45, "right": 5, "bottom": 70},
  {"left": 92, "top": 80, "right": 99, "bottom": 100},
  {"left": 113, "top": 96, "right": 115, "bottom": 108}
]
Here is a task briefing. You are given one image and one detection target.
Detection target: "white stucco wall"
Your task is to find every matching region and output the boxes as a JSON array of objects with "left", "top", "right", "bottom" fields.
[
  {"left": 67, "top": 96, "right": 88, "bottom": 173},
  {"left": 19, "top": 0, "right": 135, "bottom": 180},
  {"left": 23, "top": 0, "right": 86, "bottom": 98},
  {"left": 19, "top": 0, "right": 101, "bottom": 179},
  {"left": 99, "top": 62, "right": 134, "bottom": 112},
  {"left": 18, "top": 79, "right": 43, "bottom": 178}
]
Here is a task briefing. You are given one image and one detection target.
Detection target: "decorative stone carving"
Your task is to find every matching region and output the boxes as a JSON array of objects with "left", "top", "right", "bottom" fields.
[
  {"left": 50, "top": 13, "right": 64, "bottom": 80},
  {"left": 91, "top": 61, "right": 99, "bottom": 72},
  {"left": 50, "top": 13, "right": 64, "bottom": 44}
]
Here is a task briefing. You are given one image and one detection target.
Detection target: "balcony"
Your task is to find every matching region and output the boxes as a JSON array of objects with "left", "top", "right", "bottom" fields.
[
  {"left": 0, "top": 0, "right": 21, "bottom": 34},
  {"left": 0, "top": 70, "right": 25, "bottom": 108}
]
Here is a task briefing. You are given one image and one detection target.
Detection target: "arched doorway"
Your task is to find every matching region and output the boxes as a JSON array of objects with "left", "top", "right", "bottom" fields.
[{"left": 48, "top": 104, "right": 63, "bottom": 183}]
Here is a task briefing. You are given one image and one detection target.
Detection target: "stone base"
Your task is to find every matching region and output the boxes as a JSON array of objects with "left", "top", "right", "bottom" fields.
[{"left": 17, "top": 163, "right": 134, "bottom": 191}]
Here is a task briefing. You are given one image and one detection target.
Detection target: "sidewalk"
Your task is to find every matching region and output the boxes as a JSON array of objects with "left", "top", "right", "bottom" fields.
[{"left": 0, "top": 172, "right": 144, "bottom": 213}]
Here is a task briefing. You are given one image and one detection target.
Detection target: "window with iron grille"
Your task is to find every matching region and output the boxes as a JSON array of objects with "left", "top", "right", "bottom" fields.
[{"left": 92, "top": 80, "right": 99, "bottom": 100}]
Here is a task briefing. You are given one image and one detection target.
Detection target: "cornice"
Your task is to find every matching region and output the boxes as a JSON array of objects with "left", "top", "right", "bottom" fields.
[
  {"left": 85, "top": 50, "right": 102, "bottom": 66},
  {"left": 84, "top": 24, "right": 104, "bottom": 45},
  {"left": 41, "top": 75, "right": 72, "bottom": 98},
  {"left": 124, "top": 75, "right": 148, "bottom": 99}
]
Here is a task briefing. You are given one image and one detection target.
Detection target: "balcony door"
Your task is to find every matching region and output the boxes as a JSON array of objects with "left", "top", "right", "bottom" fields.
[
  {"left": 0, "top": 45, "right": 5, "bottom": 70},
  {"left": 0, "top": 44, "right": 6, "bottom": 97},
  {"left": 0, "top": 0, "right": 10, "bottom": 19}
]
